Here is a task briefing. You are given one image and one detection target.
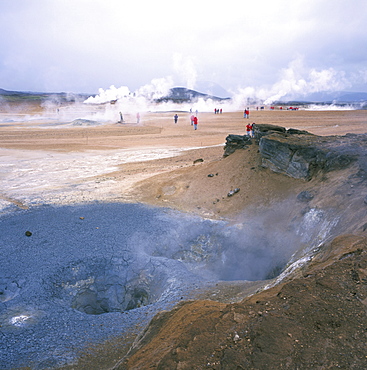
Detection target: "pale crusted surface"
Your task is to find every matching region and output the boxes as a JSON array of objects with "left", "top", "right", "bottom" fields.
[
  {"left": 1, "top": 105, "right": 366, "bottom": 215},
  {"left": 2, "top": 103, "right": 367, "bottom": 369}
]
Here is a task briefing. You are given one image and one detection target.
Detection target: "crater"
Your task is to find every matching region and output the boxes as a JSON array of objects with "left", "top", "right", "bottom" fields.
[
  {"left": 51, "top": 257, "right": 171, "bottom": 315},
  {"left": 0, "top": 278, "right": 22, "bottom": 302}
]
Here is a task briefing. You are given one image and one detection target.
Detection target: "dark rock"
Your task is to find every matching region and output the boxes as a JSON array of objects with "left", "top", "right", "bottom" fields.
[
  {"left": 193, "top": 158, "right": 204, "bottom": 164},
  {"left": 253, "top": 124, "right": 286, "bottom": 141},
  {"left": 227, "top": 188, "right": 240, "bottom": 197},
  {"left": 286, "top": 128, "right": 314, "bottom": 136},
  {"left": 208, "top": 174, "right": 214, "bottom": 177},
  {"left": 259, "top": 133, "right": 361, "bottom": 180},
  {"left": 297, "top": 191, "right": 315, "bottom": 202},
  {"left": 224, "top": 125, "right": 367, "bottom": 181},
  {"left": 224, "top": 135, "right": 252, "bottom": 157}
]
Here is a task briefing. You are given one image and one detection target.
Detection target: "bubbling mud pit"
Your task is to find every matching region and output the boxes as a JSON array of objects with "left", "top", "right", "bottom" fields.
[{"left": 0, "top": 201, "right": 338, "bottom": 369}]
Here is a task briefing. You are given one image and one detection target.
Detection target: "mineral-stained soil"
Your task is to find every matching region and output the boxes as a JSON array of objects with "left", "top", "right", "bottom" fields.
[
  {"left": 119, "top": 235, "right": 367, "bottom": 370},
  {"left": 1, "top": 103, "right": 367, "bottom": 369},
  {"left": 63, "top": 141, "right": 367, "bottom": 370}
]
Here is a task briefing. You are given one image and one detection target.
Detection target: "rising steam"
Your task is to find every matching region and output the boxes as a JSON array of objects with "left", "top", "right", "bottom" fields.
[
  {"left": 82, "top": 55, "right": 355, "bottom": 115},
  {"left": 2, "top": 55, "right": 359, "bottom": 126}
]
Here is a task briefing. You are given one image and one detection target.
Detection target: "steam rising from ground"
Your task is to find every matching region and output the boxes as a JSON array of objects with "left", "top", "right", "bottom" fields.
[
  {"left": 1, "top": 56, "right": 363, "bottom": 126},
  {"left": 81, "top": 56, "right": 360, "bottom": 116}
]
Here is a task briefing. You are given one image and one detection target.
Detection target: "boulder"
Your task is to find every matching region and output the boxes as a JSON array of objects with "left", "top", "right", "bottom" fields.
[
  {"left": 259, "top": 133, "right": 361, "bottom": 180},
  {"left": 253, "top": 123, "right": 286, "bottom": 141},
  {"left": 223, "top": 134, "right": 252, "bottom": 157},
  {"left": 224, "top": 126, "right": 367, "bottom": 181},
  {"left": 297, "top": 190, "right": 315, "bottom": 202},
  {"left": 253, "top": 124, "right": 314, "bottom": 142}
]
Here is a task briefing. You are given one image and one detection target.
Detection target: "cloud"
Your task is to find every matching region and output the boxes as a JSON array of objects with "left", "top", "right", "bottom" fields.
[
  {"left": 226, "top": 56, "right": 354, "bottom": 106},
  {"left": 0, "top": 0, "right": 367, "bottom": 95},
  {"left": 172, "top": 54, "right": 197, "bottom": 90}
]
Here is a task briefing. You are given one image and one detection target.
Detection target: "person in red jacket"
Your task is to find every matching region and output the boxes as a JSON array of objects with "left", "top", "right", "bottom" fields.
[
  {"left": 246, "top": 122, "right": 254, "bottom": 137},
  {"left": 193, "top": 116, "right": 198, "bottom": 130}
]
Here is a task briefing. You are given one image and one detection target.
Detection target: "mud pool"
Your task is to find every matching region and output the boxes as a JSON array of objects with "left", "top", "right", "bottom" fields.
[{"left": 0, "top": 202, "right": 339, "bottom": 369}]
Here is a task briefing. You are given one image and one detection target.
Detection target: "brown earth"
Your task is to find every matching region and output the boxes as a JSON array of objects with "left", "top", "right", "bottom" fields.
[
  {"left": 118, "top": 234, "right": 367, "bottom": 369},
  {"left": 1, "top": 103, "right": 367, "bottom": 369}
]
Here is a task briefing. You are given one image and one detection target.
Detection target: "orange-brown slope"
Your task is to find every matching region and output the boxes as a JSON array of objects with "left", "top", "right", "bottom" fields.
[
  {"left": 129, "top": 144, "right": 307, "bottom": 218},
  {"left": 119, "top": 234, "right": 367, "bottom": 369}
]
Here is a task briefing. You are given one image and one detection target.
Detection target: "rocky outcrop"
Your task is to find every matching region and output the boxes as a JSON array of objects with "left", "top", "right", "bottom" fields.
[
  {"left": 259, "top": 133, "right": 362, "bottom": 180},
  {"left": 253, "top": 123, "right": 286, "bottom": 140},
  {"left": 223, "top": 134, "right": 252, "bottom": 157},
  {"left": 224, "top": 125, "right": 366, "bottom": 180},
  {"left": 253, "top": 123, "right": 311, "bottom": 141}
]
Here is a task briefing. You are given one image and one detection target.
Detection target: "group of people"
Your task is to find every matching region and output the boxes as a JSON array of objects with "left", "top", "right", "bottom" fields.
[
  {"left": 118, "top": 112, "right": 141, "bottom": 124},
  {"left": 119, "top": 110, "right": 254, "bottom": 135},
  {"left": 246, "top": 122, "right": 255, "bottom": 137},
  {"left": 173, "top": 114, "right": 198, "bottom": 130}
]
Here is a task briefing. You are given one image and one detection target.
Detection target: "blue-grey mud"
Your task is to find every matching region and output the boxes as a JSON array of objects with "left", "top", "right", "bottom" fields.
[
  {"left": 0, "top": 195, "right": 338, "bottom": 369},
  {"left": 0, "top": 202, "right": 284, "bottom": 368}
]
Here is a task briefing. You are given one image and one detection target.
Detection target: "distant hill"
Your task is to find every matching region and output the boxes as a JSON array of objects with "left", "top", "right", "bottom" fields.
[
  {"left": 336, "top": 92, "right": 367, "bottom": 102},
  {"left": 281, "top": 91, "right": 367, "bottom": 104},
  {"left": 3, "top": 87, "right": 366, "bottom": 105},
  {"left": 0, "top": 87, "right": 230, "bottom": 104},
  {"left": 194, "top": 81, "right": 231, "bottom": 99},
  {"left": 0, "top": 88, "right": 90, "bottom": 102},
  {"left": 156, "top": 87, "right": 231, "bottom": 103},
  {"left": 0, "top": 88, "right": 31, "bottom": 96}
]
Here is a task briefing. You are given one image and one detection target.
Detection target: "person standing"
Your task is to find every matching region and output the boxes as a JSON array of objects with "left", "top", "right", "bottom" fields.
[
  {"left": 136, "top": 112, "right": 140, "bottom": 124},
  {"left": 190, "top": 114, "right": 195, "bottom": 125},
  {"left": 193, "top": 116, "right": 198, "bottom": 130},
  {"left": 174, "top": 114, "right": 178, "bottom": 124},
  {"left": 246, "top": 122, "right": 254, "bottom": 137}
]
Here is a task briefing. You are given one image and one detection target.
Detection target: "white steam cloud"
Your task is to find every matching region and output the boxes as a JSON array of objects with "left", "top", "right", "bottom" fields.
[
  {"left": 17, "top": 54, "right": 359, "bottom": 125},
  {"left": 229, "top": 56, "right": 353, "bottom": 106},
  {"left": 173, "top": 53, "right": 197, "bottom": 90}
]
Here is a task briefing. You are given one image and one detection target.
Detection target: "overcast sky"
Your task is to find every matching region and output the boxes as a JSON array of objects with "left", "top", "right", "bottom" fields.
[{"left": 1, "top": 0, "right": 367, "bottom": 100}]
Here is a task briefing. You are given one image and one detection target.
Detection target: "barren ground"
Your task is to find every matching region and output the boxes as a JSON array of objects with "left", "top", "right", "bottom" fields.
[{"left": 1, "top": 103, "right": 367, "bottom": 369}]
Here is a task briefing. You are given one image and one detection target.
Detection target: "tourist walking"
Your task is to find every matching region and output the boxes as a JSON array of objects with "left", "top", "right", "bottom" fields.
[
  {"left": 190, "top": 114, "right": 195, "bottom": 125},
  {"left": 193, "top": 116, "right": 198, "bottom": 130},
  {"left": 174, "top": 114, "right": 178, "bottom": 124},
  {"left": 246, "top": 122, "right": 254, "bottom": 137}
]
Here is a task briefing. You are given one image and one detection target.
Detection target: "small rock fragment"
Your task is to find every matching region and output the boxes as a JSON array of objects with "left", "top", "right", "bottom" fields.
[{"left": 227, "top": 188, "right": 240, "bottom": 197}]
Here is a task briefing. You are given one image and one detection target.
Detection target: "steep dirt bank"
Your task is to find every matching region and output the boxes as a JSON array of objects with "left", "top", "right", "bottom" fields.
[
  {"left": 2, "top": 105, "right": 367, "bottom": 369},
  {"left": 119, "top": 234, "right": 367, "bottom": 369},
  {"left": 63, "top": 132, "right": 367, "bottom": 369}
]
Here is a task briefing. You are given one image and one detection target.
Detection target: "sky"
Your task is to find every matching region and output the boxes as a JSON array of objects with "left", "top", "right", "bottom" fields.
[{"left": 1, "top": 0, "right": 367, "bottom": 102}]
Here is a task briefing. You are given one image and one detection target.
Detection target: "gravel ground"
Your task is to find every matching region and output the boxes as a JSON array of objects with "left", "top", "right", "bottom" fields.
[
  {"left": 1, "top": 195, "right": 344, "bottom": 369},
  {"left": 0, "top": 202, "right": 226, "bottom": 369}
]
